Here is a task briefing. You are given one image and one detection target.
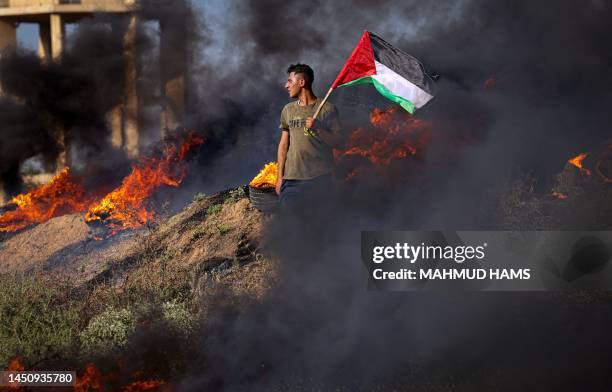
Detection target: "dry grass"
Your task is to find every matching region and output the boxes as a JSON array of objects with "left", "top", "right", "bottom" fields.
[
  {"left": 497, "top": 173, "right": 554, "bottom": 230},
  {"left": 497, "top": 164, "right": 612, "bottom": 230},
  {"left": 0, "top": 187, "right": 278, "bottom": 370},
  {"left": 0, "top": 273, "right": 84, "bottom": 367}
]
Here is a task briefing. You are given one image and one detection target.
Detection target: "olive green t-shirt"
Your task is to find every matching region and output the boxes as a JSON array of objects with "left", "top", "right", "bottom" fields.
[{"left": 279, "top": 99, "right": 342, "bottom": 180}]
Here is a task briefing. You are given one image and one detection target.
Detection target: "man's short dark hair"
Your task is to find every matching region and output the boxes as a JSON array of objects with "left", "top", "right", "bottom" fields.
[{"left": 287, "top": 63, "right": 314, "bottom": 88}]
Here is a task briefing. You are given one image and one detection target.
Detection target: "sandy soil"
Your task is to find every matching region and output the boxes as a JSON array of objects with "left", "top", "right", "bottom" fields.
[{"left": 0, "top": 189, "right": 274, "bottom": 291}]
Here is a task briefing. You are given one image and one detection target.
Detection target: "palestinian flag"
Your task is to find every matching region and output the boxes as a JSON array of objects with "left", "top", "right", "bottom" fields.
[{"left": 332, "top": 31, "right": 434, "bottom": 114}]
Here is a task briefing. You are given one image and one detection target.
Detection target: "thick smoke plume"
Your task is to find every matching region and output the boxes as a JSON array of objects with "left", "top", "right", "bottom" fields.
[
  {"left": 0, "top": 18, "right": 134, "bottom": 195},
  {"left": 193, "top": 0, "right": 612, "bottom": 205},
  {"left": 1, "top": 0, "right": 611, "bottom": 389},
  {"left": 0, "top": 1, "right": 205, "bottom": 196},
  {"left": 179, "top": 0, "right": 612, "bottom": 390}
]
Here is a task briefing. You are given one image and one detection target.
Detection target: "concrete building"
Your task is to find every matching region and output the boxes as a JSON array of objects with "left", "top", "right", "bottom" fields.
[{"left": 0, "top": 0, "right": 188, "bottom": 204}]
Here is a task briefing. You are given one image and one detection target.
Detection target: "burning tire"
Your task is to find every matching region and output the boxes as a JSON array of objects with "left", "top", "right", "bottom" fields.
[
  {"left": 248, "top": 186, "right": 278, "bottom": 213},
  {"left": 249, "top": 162, "right": 279, "bottom": 213}
]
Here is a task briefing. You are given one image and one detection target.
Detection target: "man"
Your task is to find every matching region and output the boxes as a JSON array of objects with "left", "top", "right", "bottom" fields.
[{"left": 276, "top": 64, "right": 343, "bottom": 205}]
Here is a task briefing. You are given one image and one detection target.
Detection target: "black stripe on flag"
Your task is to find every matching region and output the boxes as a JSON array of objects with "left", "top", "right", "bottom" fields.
[{"left": 369, "top": 32, "right": 434, "bottom": 95}]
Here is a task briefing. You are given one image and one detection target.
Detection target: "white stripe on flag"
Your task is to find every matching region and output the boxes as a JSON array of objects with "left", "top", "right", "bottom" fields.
[{"left": 373, "top": 61, "right": 433, "bottom": 108}]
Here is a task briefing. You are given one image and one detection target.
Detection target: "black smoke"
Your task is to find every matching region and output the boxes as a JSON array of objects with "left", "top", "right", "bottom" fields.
[
  {"left": 2, "top": 0, "right": 612, "bottom": 388},
  {"left": 0, "top": 0, "right": 205, "bottom": 197},
  {"left": 0, "top": 17, "right": 132, "bottom": 194},
  {"left": 176, "top": 0, "right": 612, "bottom": 390},
  {"left": 188, "top": 0, "right": 612, "bottom": 208}
]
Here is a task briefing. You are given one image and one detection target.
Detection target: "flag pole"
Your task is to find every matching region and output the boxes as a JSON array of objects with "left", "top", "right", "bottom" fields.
[{"left": 312, "top": 87, "right": 334, "bottom": 121}]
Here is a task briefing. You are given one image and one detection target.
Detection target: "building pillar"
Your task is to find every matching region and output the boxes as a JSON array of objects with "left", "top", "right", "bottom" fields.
[
  {"left": 0, "top": 189, "right": 6, "bottom": 206},
  {"left": 159, "top": 16, "right": 187, "bottom": 136},
  {"left": 0, "top": 20, "right": 17, "bottom": 201},
  {"left": 0, "top": 19, "right": 16, "bottom": 51},
  {"left": 38, "top": 21, "right": 52, "bottom": 61},
  {"left": 50, "top": 14, "right": 64, "bottom": 60},
  {"left": 111, "top": 105, "right": 123, "bottom": 149},
  {"left": 55, "top": 124, "right": 69, "bottom": 171},
  {"left": 160, "top": 75, "right": 185, "bottom": 134},
  {"left": 50, "top": 14, "right": 67, "bottom": 170},
  {"left": 123, "top": 15, "right": 139, "bottom": 158}
]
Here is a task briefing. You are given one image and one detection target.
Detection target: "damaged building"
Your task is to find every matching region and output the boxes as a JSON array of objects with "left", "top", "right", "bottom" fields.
[{"left": 0, "top": 0, "right": 190, "bottom": 204}]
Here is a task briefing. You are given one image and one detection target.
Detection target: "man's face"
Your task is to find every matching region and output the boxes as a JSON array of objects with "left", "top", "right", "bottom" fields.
[{"left": 285, "top": 72, "right": 305, "bottom": 98}]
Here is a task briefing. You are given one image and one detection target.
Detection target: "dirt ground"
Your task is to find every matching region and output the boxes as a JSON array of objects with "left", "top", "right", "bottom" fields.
[{"left": 0, "top": 189, "right": 277, "bottom": 293}]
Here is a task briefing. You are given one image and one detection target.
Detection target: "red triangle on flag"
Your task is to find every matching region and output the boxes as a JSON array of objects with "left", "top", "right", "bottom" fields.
[{"left": 331, "top": 31, "right": 377, "bottom": 89}]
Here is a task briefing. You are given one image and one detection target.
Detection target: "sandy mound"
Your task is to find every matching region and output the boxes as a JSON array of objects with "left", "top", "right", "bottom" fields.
[{"left": 0, "top": 188, "right": 270, "bottom": 289}]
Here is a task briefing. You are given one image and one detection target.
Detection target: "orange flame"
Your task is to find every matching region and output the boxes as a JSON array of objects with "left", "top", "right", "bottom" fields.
[
  {"left": 74, "top": 363, "right": 104, "bottom": 392},
  {"left": 6, "top": 358, "right": 25, "bottom": 372},
  {"left": 3, "top": 358, "right": 25, "bottom": 391},
  {"left": 73, "top": 363, "right": 169, "bottom": 392},
  {"left": 85, "top": 134, "right": 204, "bottom": 236},
  {"left": 121, "top": 380, "right": 168, "bottom": 391},
  {"left": 552, "top": 191, "right": 568, "bottom": 200},
  {"left": 0, "top": 168, "right": 91, "bottom": 233},
  {"left": 4, "top": 358, "right": 168, "bottom": 391},
  {"left": 250, "top": 162, "right": 277, "bottom": 189},
  {"left": 334, "top": 107, "right": 432, "bottom": 166},
  {"left": 0, "top": 134, "right": 204, "bottom": 236},
  {"left": 568, "top": 152, "right": 591, "bottom": 176}
]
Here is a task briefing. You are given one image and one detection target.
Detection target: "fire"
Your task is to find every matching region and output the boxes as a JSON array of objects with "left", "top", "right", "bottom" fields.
[
  {"left": 74, "top": 363, "right": 104, "bottom": 392},
  {"left": 334, "top": 106, "right": 432, "bottom": 166},
  {"left": 0, "top": 133, "right": 204, "bottom": 237},
  {"left": 73, "top": 362, "right": 169, "bottom": 391},
  {"left": 85, "top": 133, "right": 204, "bottom": 236},
  {"left": 7, "top": 358, "right": 25, "bottom": 372},
  {"left": 249, "top": 108, "right": 432, "bottom": 185},
  {"left": 4, "top": 359, "right": 167, "bottom": 391},
  {"left": 4, "top": 359, "right": 168, "bottom": 392},
  {"left": 0, "top": 168, "right": 91, "bottom": 233},
  {"left": 3, "top": 358, "right": 25, "bottom": 391},
  {"left": 122, "top": 380, "right": 168, "bottom": 391},
  {"left": 369, "top": 106, "right": 399, "bottom": 127},
  {"left": 568, "top": 152, "right": 591, "bottom": 176},
  {"left": 250, "top": 162, "right": 277, "bottom": 189},
  {"left": 552, "top": 191, "right": 568, "bottom": 200}
]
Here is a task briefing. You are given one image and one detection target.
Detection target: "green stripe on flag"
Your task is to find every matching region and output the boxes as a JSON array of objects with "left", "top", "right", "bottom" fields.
[{"left": 339, "top": 76, "right": 416, "bottom": 114}]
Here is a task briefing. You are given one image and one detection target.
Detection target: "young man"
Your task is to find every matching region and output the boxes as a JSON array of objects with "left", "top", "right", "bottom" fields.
[{"left": 276, "top": 64, "right": 343, "bottom": 204}]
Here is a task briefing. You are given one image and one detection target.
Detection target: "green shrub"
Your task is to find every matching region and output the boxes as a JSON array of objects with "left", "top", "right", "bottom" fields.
[
  {"left": 162, "top": 300, "right": 194, "bottom": 335},
  {"left": 79, "top": 308, "right": 135, "bottom": 355},
  {"left": 117, "top": 264, "right": 193, "bottom": 306},
  {"left": 0, "top": 274, "right": 82, "bottom": 367},
  {"left": 216, "top": 224, "right": 230, "bottom": 235},
  {"left": 225, "top": 187, "right": 246, "bottom": 204},
  {"left": 192, "top": 193, "right": 206, "bottom": 202},
  {"left": 207, "top": 204, "right": 222, "bottom": 215}
]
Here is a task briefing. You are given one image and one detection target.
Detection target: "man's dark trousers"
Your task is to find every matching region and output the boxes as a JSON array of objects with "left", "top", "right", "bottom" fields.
[{"left": 279, "top": 174, "right": 332, "bottom": 207}]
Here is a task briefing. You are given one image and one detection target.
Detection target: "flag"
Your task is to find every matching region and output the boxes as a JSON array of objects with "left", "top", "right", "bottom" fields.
[{"left": 332, "top": 31, "right": 434, "bottom": 114}]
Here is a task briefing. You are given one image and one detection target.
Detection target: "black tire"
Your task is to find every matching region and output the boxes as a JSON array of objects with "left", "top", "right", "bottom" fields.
[{"left": 249, "top": 186, "right": 279, "bottom": 213}]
